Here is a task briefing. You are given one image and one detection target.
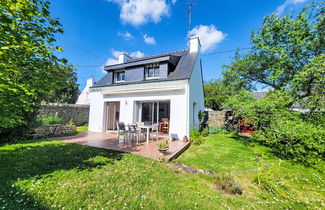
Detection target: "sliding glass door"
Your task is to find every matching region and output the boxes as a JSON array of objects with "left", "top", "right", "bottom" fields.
[{"left": 134, "top": 101, "right": 170, "bottom": 125}]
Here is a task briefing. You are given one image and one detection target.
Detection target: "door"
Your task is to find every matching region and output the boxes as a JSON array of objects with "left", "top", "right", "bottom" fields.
[{"left": 106, "top": 102, "right": 120, "bottom": 130}]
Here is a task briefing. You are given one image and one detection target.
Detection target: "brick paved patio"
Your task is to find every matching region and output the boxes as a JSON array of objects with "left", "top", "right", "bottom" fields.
[{"left": 54, "top": 132, "right": 190, "bottom": 161}]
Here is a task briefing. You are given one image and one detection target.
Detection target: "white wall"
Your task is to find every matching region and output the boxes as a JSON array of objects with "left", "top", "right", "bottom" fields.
[
  {"left": 76, "top": 77, "right": 94, "bottom": 105},
  {"left": 188, "top": 55, "right": 205, "bottom": 135},
  {"left": 88, "top": 80, "right": 189, "bottom": 139}
]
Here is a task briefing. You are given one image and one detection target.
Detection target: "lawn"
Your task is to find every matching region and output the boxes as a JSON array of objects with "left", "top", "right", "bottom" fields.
[
  {"left": 177, "top": 134, "right": 325, "bottom": 209},
  {"left": 0, "top": 135, "right": 324, "bottom": 209}
]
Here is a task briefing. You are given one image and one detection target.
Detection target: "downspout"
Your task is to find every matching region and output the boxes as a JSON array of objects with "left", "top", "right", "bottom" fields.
[{"left": 186, "top": 79, "right": 190, "bottom": 138}]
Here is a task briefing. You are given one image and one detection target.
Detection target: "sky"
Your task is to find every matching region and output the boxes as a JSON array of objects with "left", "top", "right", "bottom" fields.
[{"left": 50, "top": 0, "right": 312, "bottom": 91}]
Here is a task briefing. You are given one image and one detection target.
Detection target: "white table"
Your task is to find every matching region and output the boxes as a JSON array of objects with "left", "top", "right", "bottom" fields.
[{"left": 138, "top": 125, "right": 153, "bottom": 143}]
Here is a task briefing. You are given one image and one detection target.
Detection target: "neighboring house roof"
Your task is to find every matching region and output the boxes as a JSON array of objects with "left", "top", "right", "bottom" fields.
[
  {"left": 92, "top": 49, "right": 198, "bottom": 88},
  {"left": 252, "top": 91, "right": 269, "bottom": 100}
]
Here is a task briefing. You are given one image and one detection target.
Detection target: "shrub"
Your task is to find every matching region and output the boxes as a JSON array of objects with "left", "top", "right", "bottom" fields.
[
  {"left": 253, "top": 161, "right": 292, "bottom": 199},
  {"left": 67, "top": 119, "right": 75, "bottom": 126},
  {"left": 41, "top": 113, "right": 62, "bottom": 125},
  {"left": 209, "top": 126, "right": 228, "bottom": 134},
  {"left": 201, "top": 127, "right": 209, "bottom": 137},
  {"left": 214, "top": 174, "right": 243, "bottom": 195},
  {"left": 254, "top": 119, "right": 325, "bottom": 166},
  {"left": 190, "top": 129, "right": 204, "bottom": 145}
]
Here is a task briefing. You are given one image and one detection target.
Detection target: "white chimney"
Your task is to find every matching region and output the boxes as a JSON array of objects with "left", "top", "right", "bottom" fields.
[
  {"left": 118, "top": 52, "right": 132, "bottom": 64},
  {"left": 86, "top": 77, "right": 94, "bottom": 87},
  {"left": 189, "top": 36, "right": 201, "bottom": 53}
]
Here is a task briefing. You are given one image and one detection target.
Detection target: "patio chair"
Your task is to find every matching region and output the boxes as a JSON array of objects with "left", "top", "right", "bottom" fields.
[
  {"left": 150, "top": 123, "right": 159, "bottom": 141},
  {"left": 116, "top": 122, "right": 128, "bottom": 143},
  {"left": 127, "top": 124, "right": 140, "bottom": 143},
  {"left": 162, "top": 121, "right": 169, "bottom": 134}
]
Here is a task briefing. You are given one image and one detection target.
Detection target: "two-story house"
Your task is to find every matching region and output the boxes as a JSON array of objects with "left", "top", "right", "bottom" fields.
[{"left": 88, "top": 36, "right": 204, "bottom": 140}]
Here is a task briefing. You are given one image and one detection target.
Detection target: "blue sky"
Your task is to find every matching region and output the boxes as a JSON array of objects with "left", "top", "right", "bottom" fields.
[{"left": 50, "top": 0, "right": 312, "bottom": 90}]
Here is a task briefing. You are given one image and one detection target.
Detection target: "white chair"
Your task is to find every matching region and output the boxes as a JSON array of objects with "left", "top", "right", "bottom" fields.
[
  {"left": 150, "top": 124, "right": 159, "bottom": 141},
  {"left": 127, "top": 124, "right": 139, "bottom": 143}
]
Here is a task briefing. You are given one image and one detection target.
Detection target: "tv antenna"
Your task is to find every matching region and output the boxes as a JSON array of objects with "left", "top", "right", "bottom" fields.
[{"left": 187, "top": 1, "right": 197, "bottom": 34}]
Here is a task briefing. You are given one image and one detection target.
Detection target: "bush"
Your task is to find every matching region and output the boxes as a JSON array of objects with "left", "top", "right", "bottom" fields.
[
  {"left": 214, "top": 174, "right": 243, "bottom": 195},
  {"left": 253, "top": 161, "right": 290, "bottom": 199},
  {"left": 190, "top": 129, "right": 204, "bottom": 145},
  {"left": 254, "top": 119, "right": 325, "bottom": 166},
  {"left": 0, "top": 108, "right": 39, "bottom": 143},
  {"left": 209, "top": 126, "right": 228, "bottom": 134},
  {"left": 41, "top": 113, "right": 62, "bottom": 125},
  {"left": 201, "top": 127, "right": 209, "bottom": 137}
]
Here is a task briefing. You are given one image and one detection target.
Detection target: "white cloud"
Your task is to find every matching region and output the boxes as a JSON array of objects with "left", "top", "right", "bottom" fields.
[
  {"left": 106, "top": 0, "right": 170, "bottom": 26},
  {"left": 143, "top": 34, "right": 156, "bottom": 45},
  {"left": 188, "top": 25, "right": 226, "bottom": 52},
  {"left": 130, "top": 50, "right": 145, "bottom": 58},
  {"left": 101, "top": 49, "right": 145, "bottom": 73},
  {"left": 171, "top": 0, "right": 177, "bottom": 4},
  {"left": 275, "top": 0, "right": 307, "bottom": 15},
  {"left": 117, "top": 31, "right": 134, "bottom": 40}
]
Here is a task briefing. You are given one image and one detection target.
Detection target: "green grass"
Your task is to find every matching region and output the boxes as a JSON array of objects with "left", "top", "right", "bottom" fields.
[
  {"left": 177, "top": 134, "right": 325, "bottom": 208},
  {"left": 76, "top": 124, "right": 88, "bottom": 133},
  {"left": 0, "top": 135, "right": 324, "bottom": 209},
  {"left": 0, "top": 139, "right": 251, "bottom": 209}
]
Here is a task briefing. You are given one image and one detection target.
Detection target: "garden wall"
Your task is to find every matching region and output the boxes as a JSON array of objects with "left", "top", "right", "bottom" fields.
[
  {"left": 207, "top": 110, "right": 230, "bottom": 127},
  {"left": 38, "top": 103, "right": 89, "bottom": 125}
]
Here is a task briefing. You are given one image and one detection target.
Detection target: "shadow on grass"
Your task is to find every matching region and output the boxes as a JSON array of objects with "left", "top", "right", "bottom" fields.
[{"left": 0, "top": 140, "right": 125, "bottom": 209}]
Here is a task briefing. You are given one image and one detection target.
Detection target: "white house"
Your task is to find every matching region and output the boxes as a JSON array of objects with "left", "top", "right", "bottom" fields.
[
  {"left": 76, "top": 77, "right": 94, "bottom": 105},
  {"left": 88, "top": 37, "right": 204, "bottom": 139}
]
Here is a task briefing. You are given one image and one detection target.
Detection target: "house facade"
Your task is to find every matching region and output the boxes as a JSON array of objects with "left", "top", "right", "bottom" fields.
[{"left": 88, "top": 37, "right": 204, "bottom": 139}]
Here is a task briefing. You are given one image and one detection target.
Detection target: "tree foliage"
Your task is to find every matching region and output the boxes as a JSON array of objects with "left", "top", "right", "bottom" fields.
[
  {"left": 0, "top": 0, "right": 75, "bottom": 134},
  {"left": 223, "top": 2, "right": 324, "bottom": 91},
  {"left": 216, "top": 2, "right": 324, "bottom": 166}
]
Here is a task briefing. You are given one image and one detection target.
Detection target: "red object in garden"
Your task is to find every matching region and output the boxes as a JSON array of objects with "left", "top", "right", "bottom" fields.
[{"left": 239, "top": 119, "right": 254, "bottom": 133}]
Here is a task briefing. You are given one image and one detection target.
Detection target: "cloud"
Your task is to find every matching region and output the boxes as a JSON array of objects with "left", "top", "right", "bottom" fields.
[
  {"left": 101, "top": 49, "right": 145, "bottom": 72},
  {"left": 171, "top": 0, "right": 177, "bottom": 4},
  {"left": 106, "top": 0, "right": 170, "bottom": 26},
  {"left": 275, "top": 0, "right": 307, "bottom": 15},
  {"left": 117, "top": 31, "right": 134, "bottom": 40},
  {"left": 188, "top": 25, "right": 226, "bottom": 52},
  {"left": 130, "top": 50, "right": 145, "bottom": 58},
  {"left": 143, "top": 34, "right": 156, "bottom": 45}
]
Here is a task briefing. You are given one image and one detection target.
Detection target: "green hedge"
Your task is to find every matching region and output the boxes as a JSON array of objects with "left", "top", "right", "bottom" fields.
[{"left": 254, "top": 119, "right": 325, "bottom": 166}]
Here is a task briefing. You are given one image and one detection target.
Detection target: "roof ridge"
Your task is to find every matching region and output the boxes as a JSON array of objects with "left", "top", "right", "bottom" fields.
[{"left": 128, "top": 49, "right": 188, "bottom": 62}]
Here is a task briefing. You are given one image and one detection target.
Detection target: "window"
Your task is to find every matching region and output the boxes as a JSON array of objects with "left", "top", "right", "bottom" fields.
[
  {"left": 114, "top": 70, "right": 125, "bottom": 82},
  {"left": 145, "top": 64, "right": 159, "bottom": 79}
]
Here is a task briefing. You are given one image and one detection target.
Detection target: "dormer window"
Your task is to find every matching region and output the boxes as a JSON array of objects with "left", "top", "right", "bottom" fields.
[
  {"left": 145, "top": 63, "right": 159, "bottom": 79},
  {"left": 114, "top": 70, "right": 125, "bottom": 83}
]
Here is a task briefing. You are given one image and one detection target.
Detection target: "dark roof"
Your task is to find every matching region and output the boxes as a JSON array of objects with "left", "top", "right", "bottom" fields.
[
  {"left": 253, "top": 91, "right": 269, "bottom": 100},
  {"left": 93, "top": 49, "right": 198, "bottom": 88}
]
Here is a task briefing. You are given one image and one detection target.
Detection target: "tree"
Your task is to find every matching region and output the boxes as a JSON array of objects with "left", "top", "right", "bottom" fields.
[
  {"left": 42, "top": 67, "right": 79, "bottom": 104},
  {"left": 0, "top": 0, "right": 75, "bottom": 137},
  {"left": 223, "top": 2, "right": 324, "bottom": 91}
]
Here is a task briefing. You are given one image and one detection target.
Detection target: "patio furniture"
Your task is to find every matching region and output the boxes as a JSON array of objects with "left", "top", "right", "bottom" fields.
[
  {"left": 138, "top": 124, "right": 153, "bottom": 144},
  {"left": 127, "top": 124, "right": 139, "bottom": 143},
  {"left": 150, "top": 123, "right": 159, "bottom": 141},
  {"left": 161, "top": 121, "right": 169, "bottom": 134},
  {"left": 116, "top": 122, "right": 128, "bottom": 143}
]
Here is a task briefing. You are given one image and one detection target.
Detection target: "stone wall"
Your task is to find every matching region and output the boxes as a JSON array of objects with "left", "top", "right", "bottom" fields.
[
  {"left": 34, "top": 124, "right": 76, "bottom": 137},
  {"left": 207, "top": 110, "right": 228, "bottom": 127},
  {"left": 38, "top": 103, "right": 89, "bottom": 125}
]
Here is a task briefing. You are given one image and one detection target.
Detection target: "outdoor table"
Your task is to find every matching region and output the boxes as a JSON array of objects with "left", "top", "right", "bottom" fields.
[{"left": 138, "top": 124, "right": 153, "bottom": 144}]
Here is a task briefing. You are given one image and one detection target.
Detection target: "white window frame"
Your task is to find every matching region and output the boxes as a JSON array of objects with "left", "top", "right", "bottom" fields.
[
  {"left": 114, "top": 70, "right": 125, "bottom": 83},
  {"left": 145, "top": 64, "right": 159, "bottom": 80}
]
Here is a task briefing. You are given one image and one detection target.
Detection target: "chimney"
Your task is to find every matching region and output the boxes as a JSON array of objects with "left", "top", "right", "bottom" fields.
[
  {"left": 189, "top": 36, "right": 201, "bottom": 53},
  {"left": 118, "top": 52, "right": 132, "bottom": 64},
  {"left": 86, "top": 77, "right": 94, "bottom": 87}
]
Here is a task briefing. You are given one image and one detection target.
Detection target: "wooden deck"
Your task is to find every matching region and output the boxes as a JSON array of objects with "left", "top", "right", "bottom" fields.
[{"left": 53, "top": 132, "right": 190, "bottom": 161}]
